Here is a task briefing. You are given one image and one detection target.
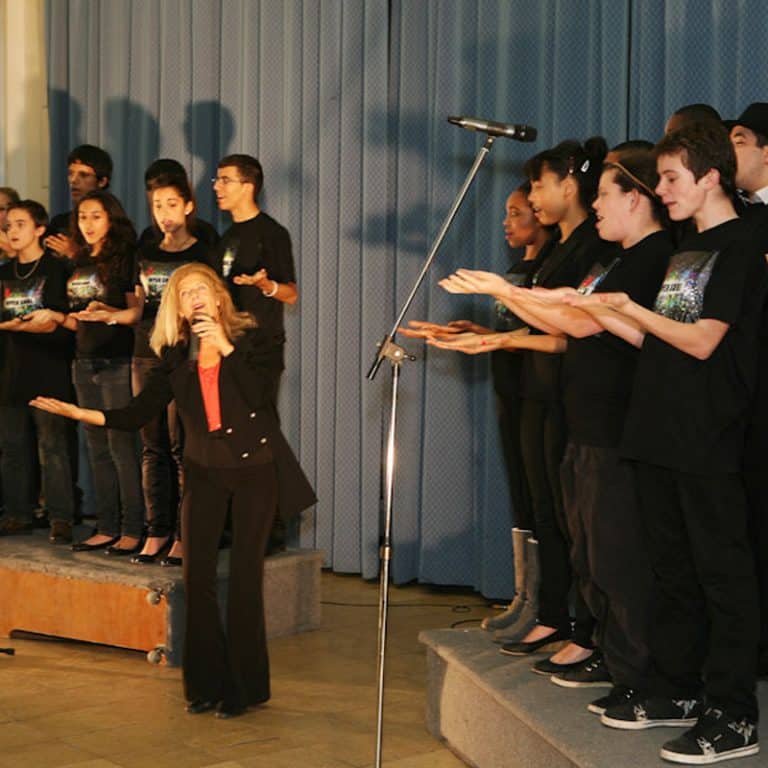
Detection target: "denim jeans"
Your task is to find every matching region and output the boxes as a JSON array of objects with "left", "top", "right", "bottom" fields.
[
  {"left": 0, "top": 406, "right": 75, "bottom": 524},
  {"left": 72, "top": 358, "right": 144, "bottom": 538},
  {"left": 132, "top": 356, "right": 184, "bottom": 538}
]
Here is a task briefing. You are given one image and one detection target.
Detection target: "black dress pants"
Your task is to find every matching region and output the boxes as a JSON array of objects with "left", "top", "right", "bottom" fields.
[
  {"left": 182, "top": 459, "right": 277, "bottom": 707},
  {"left": 635, "top": 463, "right": 758, "bottom": 720}
]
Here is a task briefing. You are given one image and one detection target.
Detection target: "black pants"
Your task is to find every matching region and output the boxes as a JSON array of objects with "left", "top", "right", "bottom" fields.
[
  {"left": 636, "top": 463, "right": 758, "bottom": 720},
  {"left": 492, "top": 352, "right": 532, "bottom": 531},
  {"left": 520, "top": 398, "right": 594, "bottom": 646},
  {"left": 744, "top": 464, "right": 768, "bottom": 671},
  {"left": 132, "top": 357, "right": 183, "bottom": 538},
  {"left": 182, "top": 459, "right": 277, "bottom": 707},
  {"left": 561, "top": 444, "right": 652, "bottom": 688}
]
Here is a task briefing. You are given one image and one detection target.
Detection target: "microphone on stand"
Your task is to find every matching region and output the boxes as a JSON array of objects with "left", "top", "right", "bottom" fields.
[{"left": 448, "top": 116, "right": 537, "bottom": 142}]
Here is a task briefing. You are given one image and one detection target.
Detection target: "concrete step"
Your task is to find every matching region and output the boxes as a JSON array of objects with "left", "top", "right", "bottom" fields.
[{"left": 420, "top": 628, "right": 765, "bottom": 768}]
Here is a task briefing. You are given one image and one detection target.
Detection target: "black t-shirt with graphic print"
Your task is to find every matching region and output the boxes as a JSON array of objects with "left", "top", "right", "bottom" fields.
[
  {"left": 620, "top": 218, "right": 767, "bottom": 473},
  {"left": 67, "top": 252, "right": 138, "bottom": 359},
  {"left": 213, "top": 212, "right": 295, "bottom": 367},
  {"left": 134, "top": 240, "right": 216, "bottom": 358},
  {"left": 0, "top": 251, "right": 74, "bottom": 404},
  {"left": 562, "top": 230, "right": 673, "bottom": 447},
  {"left": 519, "top": 218, "right": 615, "bottom": 401}
]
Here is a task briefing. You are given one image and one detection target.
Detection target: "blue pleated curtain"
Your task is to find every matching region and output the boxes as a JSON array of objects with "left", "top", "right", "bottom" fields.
[{"left": 44, "top": 0, "right": 768, "bottom": 598}]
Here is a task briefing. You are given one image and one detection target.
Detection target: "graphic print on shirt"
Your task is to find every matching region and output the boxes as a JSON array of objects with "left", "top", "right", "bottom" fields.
[
  {"left": 140, "top": 259, "right": 186, "bottom": 310},
  {"left": 67, "top": 265, "right": 106, "bottom": 311},
  {"left": 576, "top": 257, "right": 620, "bottom": 296},
  {"left": 1, "top": 276, "right": 47, "bottom": 320},
  {"left": 653, "top": 250, "right": 718, "bottom": 323},
  {"left": 494, "top": 272, "right": 530, "bottom": 330}
]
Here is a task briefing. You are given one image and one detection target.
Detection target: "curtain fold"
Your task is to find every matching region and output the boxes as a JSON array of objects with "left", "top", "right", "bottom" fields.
[{"left": 44, "top": 0, "right": 761, "bottom": 598}]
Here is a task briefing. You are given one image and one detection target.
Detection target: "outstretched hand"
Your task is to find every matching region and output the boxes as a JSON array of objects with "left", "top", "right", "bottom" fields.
[
  {"left": 29, "top": 396, "right": 82, "bottom": 420},
  {"left": 427, "top": 331, "right": 506, "bottom": 355},
  {"left": 439, "top": 269, "right": 510, "bottom": 298},
  {"left": 233, "top": 268, "right": 271, "bottom": 289},
  {"left": 397, "top": 319, "right": 491, "bottom": 339}
]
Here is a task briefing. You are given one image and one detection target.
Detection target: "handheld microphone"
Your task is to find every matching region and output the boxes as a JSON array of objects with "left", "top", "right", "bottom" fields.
[
  {"left": 188, "top": 315, "right": 205, "bottom": 361},
  {"left": 448, "top": 116, "right": 537, "bottom": 142}
]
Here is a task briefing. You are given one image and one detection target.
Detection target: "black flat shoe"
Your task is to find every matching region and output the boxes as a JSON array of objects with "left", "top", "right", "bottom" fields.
[
  {"left": 160, "top": 555, "right": 182, "bottom": 567},
  {"left": 185, "top": 699, "right": 216, "bottom": 714},
  {"left": 499, "top": 628, "right": 570, "bottom": 657},
  {"left": 131, "top": 538, "right": 171, "bottom": 564},
  {"left": 72, "top": 535, "right": 119, "bottom": 552},
  {"left": 531, "top": 652, "right": 595, "bottom": 676},
  {"left": 106, "top": 541, "right": 143, "bottom": 556},
  {"left": 215, "top": 701, "right": 246, "bottom": 719}
]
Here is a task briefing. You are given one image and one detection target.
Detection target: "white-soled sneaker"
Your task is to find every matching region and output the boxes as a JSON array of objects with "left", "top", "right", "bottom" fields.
[
  {"left": 660, "top": 707, "right": 759, "bottom": 764},
  {"left": 602, "top": 696, "right": 701, "bottom": 730},
  {"left": 587, "top": 685, "right": 640, "bottom": 715}
]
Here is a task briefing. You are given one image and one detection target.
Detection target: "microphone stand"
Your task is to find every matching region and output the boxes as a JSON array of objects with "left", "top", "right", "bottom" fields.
[{"left": 367, "top": 134, "right": 496, "bottom": 768}]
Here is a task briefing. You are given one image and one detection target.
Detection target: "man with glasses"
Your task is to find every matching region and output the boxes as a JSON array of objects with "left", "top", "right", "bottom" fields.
[
  {"left": 45, "top": 145, "right": 113, "bottom": 259},
  {"left": 213, "top": 154, "right": 297, "bottom": 361},
  {"left": 213, "top": 153, "right": 298, "bottom": 554}
]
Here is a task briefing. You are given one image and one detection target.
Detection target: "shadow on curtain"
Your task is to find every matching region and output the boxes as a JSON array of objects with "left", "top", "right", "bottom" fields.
[{"left": 44, "top": 0, "right": 768, "bottom": 598}]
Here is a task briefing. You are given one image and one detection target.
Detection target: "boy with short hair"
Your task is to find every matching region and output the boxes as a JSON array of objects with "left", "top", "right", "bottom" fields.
[
  {"left": 45, "top": 144, "right": 113, "bottom": 258},
  {"left": 571, "top": 122, "right": 763, "bottom": 764}
]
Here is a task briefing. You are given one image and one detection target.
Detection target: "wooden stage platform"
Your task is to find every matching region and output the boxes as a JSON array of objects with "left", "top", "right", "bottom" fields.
[{"left": 0, "top": 530, "right": 322, "bottom": 666}]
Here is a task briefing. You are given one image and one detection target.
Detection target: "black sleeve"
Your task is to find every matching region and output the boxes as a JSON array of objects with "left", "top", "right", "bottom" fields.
[{"left": 103, "top": 359, "right": 174, "bottom": 430}]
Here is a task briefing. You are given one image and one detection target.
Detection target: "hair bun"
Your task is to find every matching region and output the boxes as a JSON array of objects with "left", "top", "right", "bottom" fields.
[{"left": 584, "top": 136, "right": 608, "bottom": 167}]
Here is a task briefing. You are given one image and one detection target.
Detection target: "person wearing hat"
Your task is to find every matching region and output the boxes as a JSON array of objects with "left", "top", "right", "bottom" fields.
[
  {"left": 727, "top": 103, "right": 768, "bottom": 204},
  {"left": 728, "top": 103, "right": 768, "bottom": 677}
]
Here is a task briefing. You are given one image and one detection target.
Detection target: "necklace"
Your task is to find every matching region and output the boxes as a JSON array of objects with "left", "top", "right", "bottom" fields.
[
  {"left": 162, "top": 234, "right": 195, "bottom": 253},
  {"left": 14, "top": 256, "right": 42, "bottom": 280}
]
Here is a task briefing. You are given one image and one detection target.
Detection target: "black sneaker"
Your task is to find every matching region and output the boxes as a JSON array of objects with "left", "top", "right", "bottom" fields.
[
  {"left": 660, "top": 707, "right": 758, "bottom": 764},
  {"left": 602, "top": 696, "right": 701, "bottom": 730},
  {"left": 551, "top": 654, "right": 612, "bottom": 688},
  {"left": 588, "top": 685, "right": 640, "bottom": 715}
]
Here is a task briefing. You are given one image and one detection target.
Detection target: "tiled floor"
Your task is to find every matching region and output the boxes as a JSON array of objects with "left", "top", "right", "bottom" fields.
[{"left": 0, "top": 571, "right": 490, "bottom": 767}]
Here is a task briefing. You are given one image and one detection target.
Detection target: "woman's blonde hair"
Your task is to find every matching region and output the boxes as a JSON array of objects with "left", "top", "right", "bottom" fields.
[{"left": 149, "top": 262, "right": 256, "bottom": 355}]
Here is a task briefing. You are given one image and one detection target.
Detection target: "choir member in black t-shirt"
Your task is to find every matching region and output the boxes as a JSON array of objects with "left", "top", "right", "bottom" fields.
[
  {"left": 131, "top": 174, "right": 216, "bottom": 566},
  {"left": 439, "top": 139, "right": 612, "bottom": 668},
  {"left": 213, "top": 154, "right": 298, "bottom": 553},
  {"left": 0, "top": 201, "right": 75, "bottom": 542},
  {"left": 569, "top": 123, "right": 763, "bottom": 764},
  {"left": 462, "top": 151, "right": 672, "bottom": 709},
  {"left": 137, "top": 159, "right": 220, "bottom": 251},
  {"left": 728, "top": 103, "right": 768, "bottom": 675},
  {"left": 401, "top": 182, "right": 551, "bottom": 636},
  {"left": 50, "top": 191, "right": 145, "bottom": 555},
  {"left": 212, "top": 154, "right": 297, "bottom": 372}
]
